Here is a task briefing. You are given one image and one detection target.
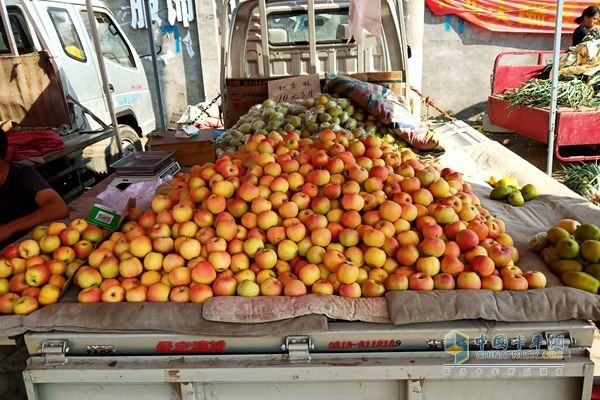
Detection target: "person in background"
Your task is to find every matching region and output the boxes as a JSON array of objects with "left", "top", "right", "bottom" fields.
[
  {"left": 573, "top": 5, "right": 600, "bottom": 46},
  {"left": 0, "top": 128, "right": 69, "bottom": 249}
]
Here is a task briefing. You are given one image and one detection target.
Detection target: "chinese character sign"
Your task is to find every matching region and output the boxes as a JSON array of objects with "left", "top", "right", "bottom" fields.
[
  {"left": 130, "top": 0, "right": 194, "bottom": 29},
  {"left": 426, "top": 0, "right": 590, "bottom": 33}
]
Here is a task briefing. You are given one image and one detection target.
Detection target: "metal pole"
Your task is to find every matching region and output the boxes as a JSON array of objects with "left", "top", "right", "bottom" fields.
[
  {"left": 0, "top": 0, "right": 18, "bottom": 55},
  {"left": 220, "top": 0, "right": 230, "bottom": 124},
  {"left": 546, "top": 0, "right": 564, "bottom": 175},
  {"left": 85, "top": 0, "right": 123, "bottom": 155},
  {"left": 258, "top": 0, "right": 270, "bottom": 78},
  {"left": 307, "top": 0, "right": 318, "bottom": 74},
  {"left": 143, "top": 0, "right": 167, "bottom": 132}
]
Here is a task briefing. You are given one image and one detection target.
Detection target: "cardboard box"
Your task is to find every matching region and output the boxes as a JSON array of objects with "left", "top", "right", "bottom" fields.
[{"left": 223, "top": 72, "right": 406, "bottom": 128}]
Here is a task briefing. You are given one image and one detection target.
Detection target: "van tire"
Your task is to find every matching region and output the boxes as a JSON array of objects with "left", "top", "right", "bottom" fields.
[{"left": 113, "top": 124, "right": 143, "bottom": 156}]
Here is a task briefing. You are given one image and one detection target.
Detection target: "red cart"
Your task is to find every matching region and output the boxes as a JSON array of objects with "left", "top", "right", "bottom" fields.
[{"left": 487, "top": 50, "right": 600, "bottom": 162}]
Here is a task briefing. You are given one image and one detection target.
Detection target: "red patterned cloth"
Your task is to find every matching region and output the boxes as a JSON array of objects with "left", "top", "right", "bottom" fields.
[{"left": 5, "top": 130, "right": 66, "bottom": 161}]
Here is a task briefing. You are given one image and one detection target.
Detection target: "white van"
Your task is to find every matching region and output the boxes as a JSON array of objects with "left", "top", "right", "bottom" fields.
[{"left": 0, "top": 0, "right": 155, "bottom": 157}]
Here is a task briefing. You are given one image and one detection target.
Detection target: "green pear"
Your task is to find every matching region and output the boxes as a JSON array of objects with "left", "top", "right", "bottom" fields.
[
  {"left": 490, "top": 185, "right": 512, "bottom": 200},
  {"left": 556, "top": 237, "right": 580, "bottom": 259},
  {"left": 585, "top": 264, "right": 600, "bottom": 280},
  {"left": 574, "top": 224, "right": 600, "bottom": 242},
  {"left": 561, "top": 271, "right": 599, "bottom": 294},
  {"left": 580, "top": 240, "right": 600, "bottom": 263},
  {"left": 520, "top": 184, "right": 538, "bottom": 201},
  {"left": 550, "top": 259, "right": 583, "bottom": 276},
  {"left": 546, "top": 227, "right": 571, "bottom": 245},
  {"left": 507, "top": 191, "right": 524, "bottom": 207}
]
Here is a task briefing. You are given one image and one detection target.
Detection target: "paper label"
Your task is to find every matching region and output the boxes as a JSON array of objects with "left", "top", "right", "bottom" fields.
[{"left": 268, "top": 74, "right": 320, "bottom": 103}]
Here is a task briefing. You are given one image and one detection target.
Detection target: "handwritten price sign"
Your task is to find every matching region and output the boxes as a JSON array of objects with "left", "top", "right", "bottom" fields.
[{"left": 267, "top": 74, "right": 321, "bottom": 103}]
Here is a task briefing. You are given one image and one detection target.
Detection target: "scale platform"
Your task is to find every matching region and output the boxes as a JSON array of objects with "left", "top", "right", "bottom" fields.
[{"left": 109, "top": 151, "right": 180, "bottom": 187}]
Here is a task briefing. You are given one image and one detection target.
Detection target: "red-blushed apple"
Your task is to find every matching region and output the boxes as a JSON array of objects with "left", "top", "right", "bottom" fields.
[
  {"left": 208, "top": 251, "right": 232, "bottom": 272},
  {"left": 120, "top": 278, "right": 141, "bottom": 291},
  {"left": 236, "top": 279, "right": 260, "bottom": 297},
  {"left": 25, "top": 264, "right": 50, "bottom": 287},
  {"left": 0, "top": 278, "right": 10, "bottom": 295},
  {"left": 190, "top": 283, "right": 213, "bottom": 303},
  {"left": 76, "top": 266, "right": 103, "bottom": 289},
  {"left": 31, "top": 225, "right": 48, "bottom": 241},
  {"left": 191, "top": 261, "right": 217, "bottom": 284},
  {"left": 13, "top": 295, "right": 39, "bottom": 315},
  {"left": 99, "top": 278, "right": 120, "bottom": 292},
  {"left": 416, "top": 256, "right": 441, "bottom": 276},
  {"left": 169, "top": 286, "right": 191, "bottom": 302},
  {"left": 88, "top": 248, "right": 113, "bottom": 268},
  {"left": 481, "top": 275, "right": 503, "bottom": 291},
  {"left": 212, "top": 276, "right": 237, "bottom": 296},
  {"left": 383, "top": 273, "right": 409, "bottom": 291},
  {"left": 125, "top": 285, "right": 147, "bottom": 302},
  {"left": 283, "top": 279, "right": 307, "bottom": 296},
  {"left": 311, "top": 279, "right": 334, "bottom": 295},
  {"left": 18, "top": 239, "right": 40, "bottom": 259},
  {"left": 0, "top": 258, "right": 13, "bottom": 279},
  {"left": 0, "top": 293, "right": 19, "bottom": 314},
  {"left": 69, "top": 218, "right": 89, "bottom": 233},
  {"left": 53, "top": 246, "right": 76, "bottom": 264},
  {"left": 39, "top": 234, "right": 61, "bottom": 254},
  {"left": 82, "top": 225, "right": 104, "bottom": 244},
  {"left": 230, "top": 253, "right": 250, "bottom": 273},
  {"left": 503, "top": 273, "right": 529, "bottom": 291},
  {"left": 9, "top": 273, "right": 29, "bottom": 294},
  {"left": 254, "top": 248, "right": 278, "bottom": 270},
  {"left": 38, "top": 284, "right": 61, "bottom": 306},
  {"left": 119, "top": 257, "right": 143, "bottom": 279},
  {"left": 47, "top": 222, "right": 67, "bottom": 236},
  {"left": 364, "top": 247, "right": 386, "bottom": 268},
  {"left": 178, "top": 238, "right": 202, "bottom": 260},
  {"left": 336, "top": 261, "right": 360, "bottom": 284},
  {"left": 163, "top": 253, "right": 185, "bottom": 272},
  {"left": 523, "top": 271, "right": 547, "bottom": 289},
  {"left": 48, "top": 274, "right": 66, "bottom": 289},
  {"left": 455, "top": 229, "right": 480, "bottom": 251},
  {"left": 488, "top": 243, "right": 514, "bottom": 268},
  {"left": 260, "top": 277, "right": 284, "bottom": 296},
  {"left": 409, "top": 272, "right": 434, "bottom": 291},
  {"left": 98, "top": 256, "right": 120, "bottom": 279},
  {"left": 298, "top": 263, "right": 320, "bottom": 286},
  {"left": 419, "top": 236, "right": 446, "bottom": 258},
  {"left": 361, "top": 278, "right": 386, "bottom": 297},
  {"left": 470, "top": 255, "right": 496, "bottom": 277},
  {"left": 2, "top": 244, "right": 19, "bottom": 259},
  {"left": 101, "top": 285, "right": 125, "bottom": 303},
  {"left": 339, "top": 282, "right": 362, "bottom": 297},
  {"left": 169, "top": 266, "right": 192, "bottom": 286},
  {"left": 59, "top": 227, "right": 80, "bottom": 246},
  {"left": 456, "top": 271, "right": 482, "bottom": 290},
  {"left": 146, "top": 282, "right": 171, "bottom": 302},
  {"left": 433, "top": 273, "right": 456, "bottom": 290},
  {"left": 21, "top": 287, "right": 40, "bottom": 298},
  {"left": 140, "top": 271, "right": 162, "bottom": 287}
]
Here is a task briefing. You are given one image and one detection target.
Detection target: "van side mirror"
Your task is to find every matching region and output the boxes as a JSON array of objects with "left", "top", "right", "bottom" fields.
[{"left": 407, "top": 45, "right": 412, "bottom": 59}]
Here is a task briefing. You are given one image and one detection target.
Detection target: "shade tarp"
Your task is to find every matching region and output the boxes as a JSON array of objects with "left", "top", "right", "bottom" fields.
[{"left": 426, "top": 0, "right": 587, "bottom": 33}]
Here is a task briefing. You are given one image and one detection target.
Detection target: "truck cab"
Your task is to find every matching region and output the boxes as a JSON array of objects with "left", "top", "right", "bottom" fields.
[{"left": 0, "top": 0, "right": 155, "bottom": 161}]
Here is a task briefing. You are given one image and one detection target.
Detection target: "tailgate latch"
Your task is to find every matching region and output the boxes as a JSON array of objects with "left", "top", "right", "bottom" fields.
[
  {"left": 281, "top": 336, "right": 313, "bottom": 361},
  {"left": 39, "top": 339, "right": 69, "bottom": 365}
]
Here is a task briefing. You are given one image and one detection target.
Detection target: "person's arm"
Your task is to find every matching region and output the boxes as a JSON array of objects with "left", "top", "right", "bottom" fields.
[{"left": 0, "top": 188, "right": 69, "bottom": 242}]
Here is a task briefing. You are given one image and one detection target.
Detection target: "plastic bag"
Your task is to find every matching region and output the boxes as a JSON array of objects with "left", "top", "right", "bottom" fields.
[{"left": 96, "top": 178, "right": 168, "bottom": 214}]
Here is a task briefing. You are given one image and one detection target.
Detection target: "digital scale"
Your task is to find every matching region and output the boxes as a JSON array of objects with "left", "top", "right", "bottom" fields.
[{"left": 109, "top": 151, "right": 181, "bottom": 187}]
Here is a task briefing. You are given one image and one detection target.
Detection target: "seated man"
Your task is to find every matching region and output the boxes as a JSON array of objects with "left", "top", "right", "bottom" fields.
[{"left": 0, "top": 128, "right": 69, "bottom": 249}]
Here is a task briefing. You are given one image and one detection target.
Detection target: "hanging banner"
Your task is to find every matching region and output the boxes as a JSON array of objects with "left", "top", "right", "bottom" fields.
[{"left": 426, "top": 0, "right": 591, "bottom": 33}]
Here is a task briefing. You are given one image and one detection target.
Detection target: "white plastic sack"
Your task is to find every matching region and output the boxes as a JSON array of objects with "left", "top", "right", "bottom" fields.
[
  {"left": 348, "top": 0, "right": 382, "bottom": 44},
  {"left": 96, "top": 178, "right": 168, "bottom": 214}
]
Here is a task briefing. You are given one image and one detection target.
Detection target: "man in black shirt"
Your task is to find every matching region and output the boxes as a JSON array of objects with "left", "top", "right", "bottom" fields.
[{"left": 0, "top": 129, "right": 69, "bottom": 249}]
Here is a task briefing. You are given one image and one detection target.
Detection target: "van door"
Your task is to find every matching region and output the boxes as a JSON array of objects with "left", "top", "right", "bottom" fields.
[
  {"left": 30, "top": 1, "right": 106, "bottom": 130},
  {"left": 78, "top": 8, "right": 155, "bottom": 135}
]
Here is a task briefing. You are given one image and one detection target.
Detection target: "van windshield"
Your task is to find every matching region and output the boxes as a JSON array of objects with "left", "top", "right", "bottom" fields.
[{"left": 266, "top": 9, "right": 351, "bottom": 45}]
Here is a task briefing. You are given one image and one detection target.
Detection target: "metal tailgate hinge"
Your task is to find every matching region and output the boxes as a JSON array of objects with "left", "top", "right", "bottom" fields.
[
  {"left": 281, "top": 336, "right": 313, "bottom": 361},
  {"left": 39, "top": 340, "right": 69, "bottom": 365}
]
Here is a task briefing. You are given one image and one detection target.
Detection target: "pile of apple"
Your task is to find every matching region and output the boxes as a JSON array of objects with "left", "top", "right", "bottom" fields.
[
  {"left": 0, "top": 220, "right": 105, "bottom": 315},
  {"left": 70, "top": 128, "right": 546, "bottom": 304}
]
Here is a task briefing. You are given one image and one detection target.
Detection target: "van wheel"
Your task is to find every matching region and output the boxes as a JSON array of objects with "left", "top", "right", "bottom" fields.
[{"left": 113, "top": 124, "right": 143, "bottom": 156}]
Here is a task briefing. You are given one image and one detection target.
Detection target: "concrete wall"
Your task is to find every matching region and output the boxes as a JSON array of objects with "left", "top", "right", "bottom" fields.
[
  {"left": 421, "top": 7, "right": 571, "bottom": 120},
  {"left": 108, "top": 0, "right": 206, "bottom": 127}
]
